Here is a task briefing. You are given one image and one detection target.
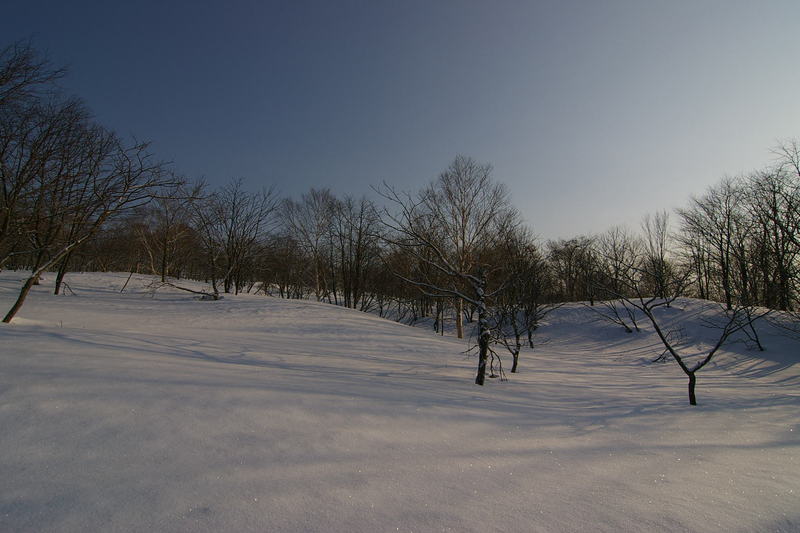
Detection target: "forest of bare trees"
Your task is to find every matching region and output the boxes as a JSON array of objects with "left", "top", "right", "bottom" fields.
[{"left": 3, "top": 42, "right": 800, "bottom": 400}]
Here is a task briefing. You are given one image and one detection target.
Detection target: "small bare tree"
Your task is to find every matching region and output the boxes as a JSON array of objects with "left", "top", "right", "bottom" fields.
[
  {"left": 488, "top": 227, "right": 559, "bottom": 372},
  {"left": 600, "top": 242, "right": 769, "bottom": 405}
]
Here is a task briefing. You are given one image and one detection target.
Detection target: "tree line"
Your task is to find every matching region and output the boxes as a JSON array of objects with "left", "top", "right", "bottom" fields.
[{"left": 2, "top": 42, "right": 798, "bottom": 402}]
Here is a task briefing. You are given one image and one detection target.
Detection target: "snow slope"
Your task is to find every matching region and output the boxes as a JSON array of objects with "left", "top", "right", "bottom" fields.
[{"left": 0, "top": 272, "right": 798, "bottom": 532}]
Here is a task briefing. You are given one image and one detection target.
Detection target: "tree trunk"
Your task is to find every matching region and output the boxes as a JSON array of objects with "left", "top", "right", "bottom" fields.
[
  {"left": 3, "top": 276, "right": 37, "bottom": 323},
  {"left": 120, "top": 263, "right": 138, "bottom": 293},
  {"left": 688, "top": 372, "right": 697, "bottom": 406},
  {"left": 3, "top": 234, "right": 94, "bottom": 323},
  {"left": 314, "top": 257, "right": 321, "bottom": 301},
  {"left": 160, "top": 235, "right": 168, "bottom": 283},
  {"left": 747, "top": 320, "right": 765, "bottom": 352},
  {"left": 456, "top": 298, "right": 464, "bottom": 339},
  {"left": 474, "top": 272, "right": 489, "bottom": 385},
  {"left": 54, "top": 251, "right": 73, "bottom": 295},
  {"left": 511, "top": 313, "right": 521, "bottom": 372},
  {"left": 475, "top": 308, "right": 489, "bottom": 385},
  {"left": 722, "top": 266, "right": 733, "bottom": 311}
]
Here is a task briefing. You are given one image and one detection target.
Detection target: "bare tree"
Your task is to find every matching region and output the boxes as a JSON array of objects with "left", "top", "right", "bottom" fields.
[
  {"left": 646, "top": 300, "right": 768, "bottom": 405},
  {"left": 281, "top": 188, "right": 336, "bottom": 301},
  {"left": 641, "top": 210, "right": 674, "bottom": 303},
  {"left": 0, "top": 40, "right": 64, "bottom": 110},
  {"left": 329, "top": 195, "right": 382, "bottom": 310},
  {"left": 424, "top": 157, "right": 505, "bottom": 339},
  {"left": 589, "top": 226, "right": 643, "bottom": 333},
  {"left": 134, "top": 180, "right": 203, "bottom": 284},
  {"left": 262, "top": 233, "right": 307, "bottom": 299},
  {"left": 547, "top": 236, "right": 596, "bottom": 303},
  {"left": 3, "top": 134, "right": 173, "bottom": 323},
  {"left": 377, "top": 155, "right": 518, "bottom": 385},
  {"left": 191, "top": 179, "right": 278, "bottom": 295},
  {"left": 743, "top": 147, "right": 800, "bottom": 312},
  {"left": 677, "top": 178, "right": 746, "bottom": 310},
  {"left": 489, "top": 228, "right": 558, "bottom": 372},
  {"left": 1, "top": 98, "right": 90, "bottom": 269},
  {"left": 596, "top": 236, "right": 770, "bottom": 405},
  {"left": 0, "top": 41, "right": 67, "bottom": 268}
]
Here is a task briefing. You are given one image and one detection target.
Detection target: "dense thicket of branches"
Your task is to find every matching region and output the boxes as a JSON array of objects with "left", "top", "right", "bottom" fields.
[{"left": 2, "top": 42, "right": 799, "bottom": 397}]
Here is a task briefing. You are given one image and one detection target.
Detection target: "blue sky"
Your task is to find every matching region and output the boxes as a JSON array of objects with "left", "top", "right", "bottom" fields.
[{"left": 3, "top": 0, "right": 799, "bottom": 238}]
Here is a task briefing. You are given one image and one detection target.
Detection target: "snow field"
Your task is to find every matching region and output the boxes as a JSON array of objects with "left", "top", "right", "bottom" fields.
[{"left": 0, "top": 272, "right": 797, "bottom": 532}]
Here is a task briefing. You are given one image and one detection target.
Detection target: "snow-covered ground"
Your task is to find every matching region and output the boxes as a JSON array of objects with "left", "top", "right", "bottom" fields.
[{"left": 1, "top": 272, "right": 797, "bottom": 532}]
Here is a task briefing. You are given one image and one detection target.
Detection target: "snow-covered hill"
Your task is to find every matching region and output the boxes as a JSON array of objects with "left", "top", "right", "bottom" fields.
[{"left": 1, "top": 272, "right": 797, "bottom": 532}]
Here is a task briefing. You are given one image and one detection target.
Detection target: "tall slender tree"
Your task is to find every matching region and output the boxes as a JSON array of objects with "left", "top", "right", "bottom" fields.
[{"left": 378, "top": 155, "right": 518, "bottom": 385}]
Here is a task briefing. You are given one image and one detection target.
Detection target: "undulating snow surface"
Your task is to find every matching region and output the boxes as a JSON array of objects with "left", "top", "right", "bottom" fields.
[{"left": 1, "top": 272, "right": 798, "bottom": 532}]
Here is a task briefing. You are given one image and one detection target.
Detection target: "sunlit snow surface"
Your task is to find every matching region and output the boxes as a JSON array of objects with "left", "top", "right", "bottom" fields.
[{"left": 1, "top": 272, "right": 797, "bottom": 532}]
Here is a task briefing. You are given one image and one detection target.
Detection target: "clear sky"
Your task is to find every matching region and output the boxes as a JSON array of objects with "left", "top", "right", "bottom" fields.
[{"left": 3, "top": 0, "right": 799, "bottom": 238}]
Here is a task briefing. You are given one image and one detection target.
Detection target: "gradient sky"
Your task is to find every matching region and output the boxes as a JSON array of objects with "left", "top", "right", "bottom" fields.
[{"left": 3, "top": 0, "right": 799, "bottom": 238}]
